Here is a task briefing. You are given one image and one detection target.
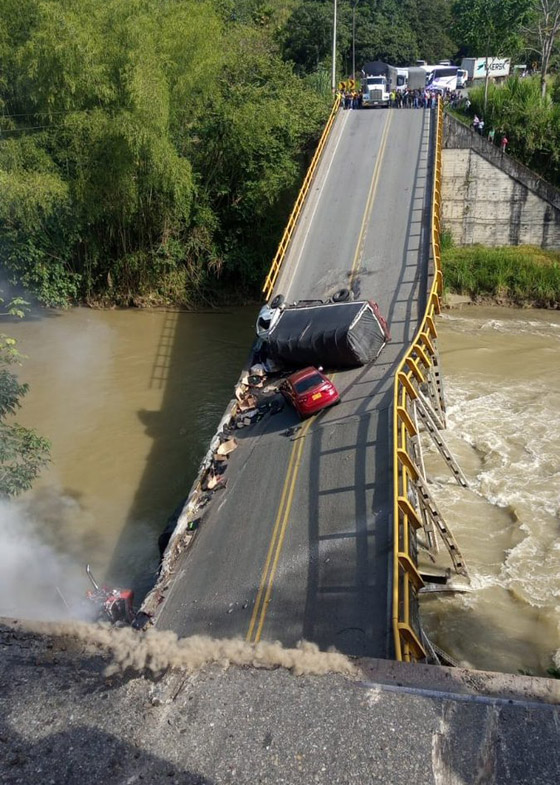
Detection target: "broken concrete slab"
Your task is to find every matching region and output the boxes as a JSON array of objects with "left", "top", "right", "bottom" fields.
[{"left": 216, "top": 438, "right": 238, "bottom": 457}]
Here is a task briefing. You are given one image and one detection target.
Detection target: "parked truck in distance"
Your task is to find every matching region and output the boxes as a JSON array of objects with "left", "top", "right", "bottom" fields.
[
  {"left": 361, "top": 74, "right": 390, "bottom": 107},
  {"left": 361, "top": 60, "right": 426, "bottom": 103},
  {"left": 460, "top": 57, "right": 511, "bottom": 83}
]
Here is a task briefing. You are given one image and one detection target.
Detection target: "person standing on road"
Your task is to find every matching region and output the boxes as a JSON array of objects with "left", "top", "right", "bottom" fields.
[
  {"left": 500, "top": 134, "right": 509, "bottom": 154},
  {"left": 478, "top": 118, "right": 484, "bottom": 135},
  {"left": 472, "top": 114, "right": 480, "bottom": 132},
  {"left": 488, "top": 128, "right": 496, "bottom": 144}
]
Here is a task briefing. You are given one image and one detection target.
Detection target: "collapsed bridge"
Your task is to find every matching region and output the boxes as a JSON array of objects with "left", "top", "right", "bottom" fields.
[{"left": 143, "top": 99, "right": 467, "bottom": 663}]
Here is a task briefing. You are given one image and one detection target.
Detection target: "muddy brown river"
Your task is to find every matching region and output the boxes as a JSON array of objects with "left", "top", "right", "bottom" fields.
[
  {"left": 2, "top": 304, "right": 559, "bottom": 676},
  {"left": 0, "top": 307, "right": 256, "bottom": 618}
]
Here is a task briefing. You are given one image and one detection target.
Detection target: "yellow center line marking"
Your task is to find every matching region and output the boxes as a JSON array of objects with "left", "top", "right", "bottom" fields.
[
  {"left": 349, "top": 110, "right": 393, "bottom": 286},
  {"left": 245, "top": 432, "right": 301, "bottom": 642},
  {"left": 246, "top": 416, "right": 314, "bottom": 643},
  {"left": 254, "top": 417, "right": 315, "bottom": 642}
]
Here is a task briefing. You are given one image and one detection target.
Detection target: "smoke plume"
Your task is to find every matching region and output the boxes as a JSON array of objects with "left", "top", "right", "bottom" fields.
[{"left": 0, "top": 500, "right": 91, "bottom": 621}]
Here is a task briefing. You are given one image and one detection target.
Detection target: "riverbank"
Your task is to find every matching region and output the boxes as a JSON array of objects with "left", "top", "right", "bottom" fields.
[
  {"left": 442, "top": 244, "right": 560, "bottom": 308},
  {"left": 2, "top": 618, "right": 559, "bottom": 784}
]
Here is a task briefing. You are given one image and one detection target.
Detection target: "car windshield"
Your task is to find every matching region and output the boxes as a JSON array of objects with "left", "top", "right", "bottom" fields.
[{"left": 293, "top": 374, "right": 324, "bottom": 394}]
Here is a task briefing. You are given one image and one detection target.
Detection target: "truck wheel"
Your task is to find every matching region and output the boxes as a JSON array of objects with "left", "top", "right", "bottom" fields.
[
  {"left": 331, "top": 288, "right": 353, "bottom": 303},
  {"left": 270, "top": 294, "right": 285, "bottom": 309}
]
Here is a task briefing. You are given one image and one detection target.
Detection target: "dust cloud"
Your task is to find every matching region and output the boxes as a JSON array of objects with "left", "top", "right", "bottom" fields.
[{"left": 23, "top": 620, "right": 357, "bottom": 678}]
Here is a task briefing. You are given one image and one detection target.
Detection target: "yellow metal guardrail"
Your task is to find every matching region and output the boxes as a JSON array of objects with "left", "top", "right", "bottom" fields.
[
  {"left": 262, "top": 96, "right": 341, "bottom": 300},
  {"left": 392, "top": 98, "right": 444, "bottom": 662}
]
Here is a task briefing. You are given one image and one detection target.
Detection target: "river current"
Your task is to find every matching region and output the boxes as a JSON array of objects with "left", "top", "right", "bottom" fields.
[
  {"left": 421, "top": 306, "right": 560, "bottom": 676},
  {"left": 1, "top": 304, "right": 559, "bottom": 676}
]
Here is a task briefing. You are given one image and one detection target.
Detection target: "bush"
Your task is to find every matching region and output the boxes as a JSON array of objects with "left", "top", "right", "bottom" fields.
[
  {"left": 467, "top": 75, "right": 560, "bottom": 188},
  {"left": 442, "top": 245, "right": 560, "bottom": 306}
]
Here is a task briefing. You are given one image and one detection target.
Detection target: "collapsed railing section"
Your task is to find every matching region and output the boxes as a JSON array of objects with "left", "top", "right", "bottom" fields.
[
  {"left": 262, "top": 96, "right": 341, "bottom": 300},
  {"left": 392, "top": 98, "right": 446, "bottom": 663}
]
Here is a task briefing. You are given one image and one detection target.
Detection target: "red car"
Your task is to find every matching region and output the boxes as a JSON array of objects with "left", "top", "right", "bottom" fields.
[{"left": 281, "top": 367, "right": 340, "bottom": 419}]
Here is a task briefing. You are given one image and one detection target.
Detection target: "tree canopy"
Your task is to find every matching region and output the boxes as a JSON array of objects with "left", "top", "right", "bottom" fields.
[
  {"left": 0, "top": 293, "right": 50, "bottom": 496},
  {"left": 0, "top": 0, "right": 329, "bottom": 306},
  {"left": 1, "top": 0, "right": 557, "bottom": 308}
]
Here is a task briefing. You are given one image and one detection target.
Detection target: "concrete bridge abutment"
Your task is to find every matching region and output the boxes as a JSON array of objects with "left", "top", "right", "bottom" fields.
[{"left": 442, "top": 113, "right": 560, "bottom": 248}]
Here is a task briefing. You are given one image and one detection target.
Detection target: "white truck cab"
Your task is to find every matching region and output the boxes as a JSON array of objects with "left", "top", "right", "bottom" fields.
[
  {"left": 361, "top": 75, "right": 390, "bottom": 107},
  {"left": 456, "top": 68, "right": 467, "bottom": 88}
]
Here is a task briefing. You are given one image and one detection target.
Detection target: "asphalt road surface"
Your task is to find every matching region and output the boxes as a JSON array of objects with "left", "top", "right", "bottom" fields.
[{"left": 156, "top": 106, "right": 434, "bottom": 658}]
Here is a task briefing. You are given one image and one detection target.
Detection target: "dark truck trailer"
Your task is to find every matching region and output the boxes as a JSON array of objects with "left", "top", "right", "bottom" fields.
[{"left": 265, "top": 300, "right": 390, "bottom": 369}]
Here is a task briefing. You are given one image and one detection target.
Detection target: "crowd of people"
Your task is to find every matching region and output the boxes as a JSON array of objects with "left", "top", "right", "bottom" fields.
[
  {"left": 340, "top": 87, "right": 443, "bottom": 109},
  {"left": 341, "top": 90, "right": 363, "bottom": 109},
  {"left": 388, "top": 88, "right": 441, "bottom": 108},
  {"left": 340, "top": 83, "right": 510, "bottom": 154}
]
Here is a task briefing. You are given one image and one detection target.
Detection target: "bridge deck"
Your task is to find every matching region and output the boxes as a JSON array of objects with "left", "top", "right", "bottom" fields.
[{"left": 155, "top": 107, "right": 434, "bottom": 658}]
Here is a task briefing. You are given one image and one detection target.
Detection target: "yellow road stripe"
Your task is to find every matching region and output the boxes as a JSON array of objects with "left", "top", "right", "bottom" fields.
[
  {"left": 349, "top": 110, "right": 393, "bottom": 285},
  {"left": 245, "top": 433, "right": 301, "bottom": 642},
  {"left": 253, "top": 417, "right": 314, "bottom": 642}
]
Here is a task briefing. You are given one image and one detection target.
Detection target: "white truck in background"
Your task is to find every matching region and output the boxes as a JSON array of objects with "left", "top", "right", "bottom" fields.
[
  {"left": 460, "top": 57, "right": 511, "bottom": 83},
  {"left": 361, "top": 74, "right": 390, "bottom": 107},
  {"left": 360, "top": 61, "right": 424, "bottom": 106}
]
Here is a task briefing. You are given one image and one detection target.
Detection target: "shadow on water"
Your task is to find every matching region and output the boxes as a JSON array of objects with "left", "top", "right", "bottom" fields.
[{"left": 106, "top": 307, "right": 258, "bottom": 599}]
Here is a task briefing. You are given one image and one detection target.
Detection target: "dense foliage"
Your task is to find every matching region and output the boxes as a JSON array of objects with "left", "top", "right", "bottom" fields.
[
  {"left": 280, "top": 0, "right": 456, "bottom": 72},
  {"left": 0, "top": 0, "right": 330, "bottom": 306},
  {"left": 451, "top": 0, "right": 532, "bottom": 61},
  {"left": 0, "top": 0, "right": 464, "bottom": 307},
  {"left": 0, "top": 293, "right": 50, "bottom": 496},
  {"left": 466, "top": 75, "right": 560, "bottom": 187}
]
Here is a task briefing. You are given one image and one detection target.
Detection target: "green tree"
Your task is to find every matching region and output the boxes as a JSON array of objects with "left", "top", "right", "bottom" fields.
[
  {"left": 279, "top": 0, "right": 456, "bottom": 77},
  {"left": 279, "top": 1, "right": 343, "bottom": 75},
  {"left": 468, "top": 75, "right": 560, "bottom": 185},
  {"left": 522, "top": 0, "right": 560, "bottom": 96},
  {"left": 452, "top": 0, "right": 533, "bottom": 110},
  {"left": 0, "top": 293, "right": 50, "bottom": 496},
  {"left": 0, "top": 0, "right": 331, "bottom": 305}
]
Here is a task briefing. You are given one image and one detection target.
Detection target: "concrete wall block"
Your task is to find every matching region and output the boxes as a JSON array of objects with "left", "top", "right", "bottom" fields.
[{"left": 442, "top": 140, "right": 560, "bottom": 249}]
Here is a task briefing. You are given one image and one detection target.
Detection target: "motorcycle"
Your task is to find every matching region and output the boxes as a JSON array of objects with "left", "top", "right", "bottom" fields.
[{"left": 85, "top": 564, "right": 135, "bottom": 625}]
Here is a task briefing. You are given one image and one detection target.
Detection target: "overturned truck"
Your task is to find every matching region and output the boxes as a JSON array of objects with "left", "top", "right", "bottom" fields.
[{"left": 260, "top": 299, "right": 390, "bottom": 369}]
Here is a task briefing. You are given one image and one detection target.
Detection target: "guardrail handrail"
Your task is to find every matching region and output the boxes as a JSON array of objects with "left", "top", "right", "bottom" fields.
[
  {"left": 392, "top": 98, "right": 444, "bottom": 662},
  {"left": 263, "top": 96, "right": 341, "bottom": 299}
]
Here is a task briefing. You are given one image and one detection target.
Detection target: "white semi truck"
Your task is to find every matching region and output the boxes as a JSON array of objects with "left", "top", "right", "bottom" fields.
[
  {"left": 460, "top": 57, "right": 511, "bottom": 83},
  {"left": 361, "top": 74, "right": 390, "bottom": 107},
  {"left": 360, "top": 61, "right": 429, "bottom": 105}
]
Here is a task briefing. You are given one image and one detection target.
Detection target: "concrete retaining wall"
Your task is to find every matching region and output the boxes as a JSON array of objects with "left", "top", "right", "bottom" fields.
[{"left": 442, "top": 113, "right": 560, "bottom": 248}]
